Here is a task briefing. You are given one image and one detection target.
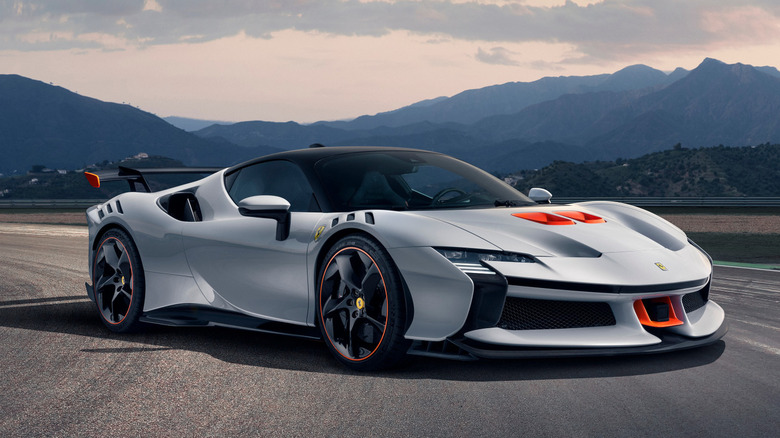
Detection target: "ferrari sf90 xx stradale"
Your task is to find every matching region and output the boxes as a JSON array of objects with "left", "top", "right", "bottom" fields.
[{"left": 84, "top": 146, "right": 726, "bottom": 370}]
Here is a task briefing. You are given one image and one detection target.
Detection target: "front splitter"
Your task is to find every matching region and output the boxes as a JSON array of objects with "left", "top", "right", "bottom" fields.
[{"left": 448, "top": 322, "right": 728, "bottom": 359}]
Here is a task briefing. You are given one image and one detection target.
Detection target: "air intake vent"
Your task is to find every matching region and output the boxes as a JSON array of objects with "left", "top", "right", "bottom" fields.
[
  {"left": 497, "top": 297, "right": 616, "bottom": 330},
  {"left": 682, "top": 289, "right": 708, "bottom": 313}
]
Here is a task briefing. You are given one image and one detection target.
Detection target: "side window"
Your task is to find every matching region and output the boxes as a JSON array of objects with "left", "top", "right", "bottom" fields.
[{"left": 227, "top": 160, "right": 319, "bottom": 212}]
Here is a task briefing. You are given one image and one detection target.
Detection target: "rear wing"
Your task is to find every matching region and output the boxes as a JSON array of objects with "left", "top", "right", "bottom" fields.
[{"left": 84, "top": 166, "right": 223, "bottom": 193}]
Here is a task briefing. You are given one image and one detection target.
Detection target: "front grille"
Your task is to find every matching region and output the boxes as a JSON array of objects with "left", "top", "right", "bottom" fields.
[
  {"left": 682, "top": 289, "right": 708, "bottom": 313},
  {"left": 497, "top": 297, "right": 616, "bottom": 330}
]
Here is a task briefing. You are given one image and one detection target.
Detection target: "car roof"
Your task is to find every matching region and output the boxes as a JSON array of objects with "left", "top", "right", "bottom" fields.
[{"left": 224, "top": 146, "right": 444, "bottom": 174}]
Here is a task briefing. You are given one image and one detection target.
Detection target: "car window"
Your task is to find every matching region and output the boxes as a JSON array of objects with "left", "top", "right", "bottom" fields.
[
  {"left": 227, "top": 160, "right": 319, "bottom": 212},
  {"left": 315, "top": 151, "right": 533, "bottom": 211}
]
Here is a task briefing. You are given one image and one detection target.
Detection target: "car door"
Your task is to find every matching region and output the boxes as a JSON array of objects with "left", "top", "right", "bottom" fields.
[{"left": 182, "top": 160, "right": 321, "bottom": 325}]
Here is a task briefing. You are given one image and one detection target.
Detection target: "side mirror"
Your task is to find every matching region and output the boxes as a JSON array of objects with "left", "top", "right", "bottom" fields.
[
  {"left": 528, "top": 187, "right": 552, "bottom": 204},
  {"left": 238, "top": 195, "right": 291, "bottom": 240}
]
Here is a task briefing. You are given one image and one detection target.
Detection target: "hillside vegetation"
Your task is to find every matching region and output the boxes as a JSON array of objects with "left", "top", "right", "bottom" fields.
[
  {"left": 0, "top": 156, "right": 201, "bottom": 200},
  {"left": 511, "top": 143, "right": 780, "bottom": 197}
]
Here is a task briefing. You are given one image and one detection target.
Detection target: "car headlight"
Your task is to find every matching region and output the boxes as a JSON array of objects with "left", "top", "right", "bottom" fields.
[{"left": 435, "top": 248, "right": 535, "bottom": 275}]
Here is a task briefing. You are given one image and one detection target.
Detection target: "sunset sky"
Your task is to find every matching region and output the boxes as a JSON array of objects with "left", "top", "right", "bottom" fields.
[{"left": 2, "top": 0, "right": 779, "bottom": 123}]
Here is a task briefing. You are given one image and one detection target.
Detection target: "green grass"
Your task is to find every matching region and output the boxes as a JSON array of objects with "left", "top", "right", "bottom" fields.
[{"left": 688, "top": 232, "right": 780, "bottom": 265}]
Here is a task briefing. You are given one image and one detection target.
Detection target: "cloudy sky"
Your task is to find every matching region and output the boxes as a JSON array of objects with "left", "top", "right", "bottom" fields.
[{"left": 2, "top": 0, "right": 779, "bottom": 123}]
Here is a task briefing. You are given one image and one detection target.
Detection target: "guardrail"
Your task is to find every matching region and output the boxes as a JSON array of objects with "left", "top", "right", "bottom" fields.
[
  {"left": 553, "top": 197, "right": 780, "bottom": 207},
  {"left": 0, "top": 199, "right": 103, "bottom": 209},
  {"left": 2, "top": 197, "right": 780, "bottom": 209}
]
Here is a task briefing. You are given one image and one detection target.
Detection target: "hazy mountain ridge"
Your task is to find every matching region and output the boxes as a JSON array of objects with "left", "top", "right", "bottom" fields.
[
  {"left": 191, "top": 58, "right": 780, "bottom": 167},
  {"left": 163, "top": 116, "right": 233, "bottom": 132},
  {"left": 2, "top": 58, "right": 779, "bottom": 177},
  {"left": 317, "top": 64, "right": 675, "bottom": 130},
  {"left": 584, "top": 58, "right": 780, "bottom": 158},
  {"left": 0, "top": 75, "right": 272, "bottom": 174}
]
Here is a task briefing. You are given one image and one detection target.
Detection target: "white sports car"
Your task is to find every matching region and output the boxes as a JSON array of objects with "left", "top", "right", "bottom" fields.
[{"left": 84, "top": 146, "right": 726, "bottom": 370}]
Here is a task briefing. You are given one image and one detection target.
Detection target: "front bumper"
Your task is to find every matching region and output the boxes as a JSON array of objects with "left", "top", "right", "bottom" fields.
[
  {"left": 446, "top": 265, "right": 727, "bottom": 358},
  {"left": 450, "top": 321, "right": 728, "bottom": 359}
]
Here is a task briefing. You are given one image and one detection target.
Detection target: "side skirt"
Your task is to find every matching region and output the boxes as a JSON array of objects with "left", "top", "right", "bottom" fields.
[{"left": 140, "top": 305, "right": 321, "bottom": 340}]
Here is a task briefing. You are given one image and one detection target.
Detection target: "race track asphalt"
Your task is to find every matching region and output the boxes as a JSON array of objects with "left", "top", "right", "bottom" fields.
[{"left": 0, "top": 224, "right": 778, "bottom": 437}]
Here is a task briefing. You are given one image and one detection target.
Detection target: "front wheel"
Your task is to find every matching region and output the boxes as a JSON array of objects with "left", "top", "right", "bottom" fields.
[
  {"left": 317, "top": 234, "right": 410, "bottom": 371},
  {"left": 92, "top": 229, "right": 145, "bottom": 333}
]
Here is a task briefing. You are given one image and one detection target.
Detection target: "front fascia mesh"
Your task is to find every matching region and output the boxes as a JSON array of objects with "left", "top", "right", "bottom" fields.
[{"left": 497, "top": 297, "right": 616, "bottom": 331}]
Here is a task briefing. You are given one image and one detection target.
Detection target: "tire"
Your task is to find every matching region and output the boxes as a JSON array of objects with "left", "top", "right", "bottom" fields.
[
  {"left": 92, "top": 229, "right": 145, "bottom": 333},
  {"left": 317, "top": 234, "right": 410, "bottom": 371}
]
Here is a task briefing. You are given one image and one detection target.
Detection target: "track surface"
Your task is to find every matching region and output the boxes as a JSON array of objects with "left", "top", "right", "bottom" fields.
[{"left": 1, "top": 224, "right": 778, "bottom": 437}]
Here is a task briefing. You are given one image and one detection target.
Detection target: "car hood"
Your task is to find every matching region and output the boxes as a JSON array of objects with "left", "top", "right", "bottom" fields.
[{"left": 414, "top": 202, "right": 689, "bottom": 258}]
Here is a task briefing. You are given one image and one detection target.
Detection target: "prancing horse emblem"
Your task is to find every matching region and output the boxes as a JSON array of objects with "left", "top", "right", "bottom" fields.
[{"left": 655, "top": 262, "right": 668, "bottom": 271}]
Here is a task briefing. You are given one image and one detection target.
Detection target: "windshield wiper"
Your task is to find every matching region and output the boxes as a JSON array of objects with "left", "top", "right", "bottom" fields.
[{"left": 494, "top": 199, "right": 526, "bottom": 207}]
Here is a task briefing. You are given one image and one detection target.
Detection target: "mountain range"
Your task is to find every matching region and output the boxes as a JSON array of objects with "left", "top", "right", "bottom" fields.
[{"left": 2, "top": 58, "right": 780, "bottom": 176}]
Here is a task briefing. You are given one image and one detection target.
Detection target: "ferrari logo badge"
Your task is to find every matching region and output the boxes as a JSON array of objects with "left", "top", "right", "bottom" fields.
[
  {"left": 655, "top": 262, "right": 668, "bottom": 271},
  {"left": 121, "top": 275, "right": 125, "bottom": 285},
  {"left": 314, "top": 225, "right": 325, "bottom": 241},
  {"left": 356, "top": 297, "right": 365, "bottom": 310}
]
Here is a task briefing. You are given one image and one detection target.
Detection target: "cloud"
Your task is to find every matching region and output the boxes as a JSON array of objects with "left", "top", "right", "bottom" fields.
[
  {"left": 475, "top": 46, "right": 519, "bottom": 65},
  {"left": 2, "top": 0, "right": 779, "bottom": 63}
]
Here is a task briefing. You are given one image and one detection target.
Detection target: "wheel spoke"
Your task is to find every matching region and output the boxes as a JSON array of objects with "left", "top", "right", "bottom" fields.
[
  {"left": 109, "top": 295, "right": 116, "bottom": 322},
  {"left": 103, "top": 241, "right": 120, "bottom": 268},
  {"left": 117, "top": 250, "right": 130, "bottom": 272},
  {"left": 335, "top": 254, "right": 360, "bottom": 290},
  {"left": 348, "top": 317, "right": 362, "bottom": 358},
  {"left": 323, "top": 260, "right": 341, "bottom": 282},
  {"left": 95, "top": 273, "right": 113, "bottom": 291},
  {"left": 111, "top": 288, "right": 122, "bottom": 305},
  {"left": 361, "top": 264, "right": 382, "bottom": 305},
  {"left": 322, "top": 293, "right": 350, "bottom": 318},
  {"left": 364, "top": 314, "right": 385, "bottom": 333}
]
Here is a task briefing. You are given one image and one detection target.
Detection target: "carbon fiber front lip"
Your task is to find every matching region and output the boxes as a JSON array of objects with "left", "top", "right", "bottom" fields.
[{"left": 448, "top": 322, "right": 728, "bottom": 359}]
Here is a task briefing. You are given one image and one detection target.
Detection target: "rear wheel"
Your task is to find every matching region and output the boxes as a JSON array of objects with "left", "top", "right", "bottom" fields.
[
  {"left": 92, "top": 229, "right": 145, "bottom": 333},
  {"left": 317, "top": 234, "right": 410, "bottom": 371}
]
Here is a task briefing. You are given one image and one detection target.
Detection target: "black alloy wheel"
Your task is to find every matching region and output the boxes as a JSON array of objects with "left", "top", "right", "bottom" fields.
[
  {"left": 317, "top": 234, "right": 409, "bottom": 371},
  {"left": 92, "top": 229, "right": 145, "bottom": 332}
]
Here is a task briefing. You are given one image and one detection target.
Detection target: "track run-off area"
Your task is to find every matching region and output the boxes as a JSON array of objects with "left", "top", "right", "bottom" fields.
[{"left": 0, "top": 223, "right": 778, "bottom": 437}]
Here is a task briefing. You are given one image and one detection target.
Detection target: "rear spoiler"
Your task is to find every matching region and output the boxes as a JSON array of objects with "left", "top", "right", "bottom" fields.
[{"left": 84, "top": 166, "right": 223, "bottom": 193}]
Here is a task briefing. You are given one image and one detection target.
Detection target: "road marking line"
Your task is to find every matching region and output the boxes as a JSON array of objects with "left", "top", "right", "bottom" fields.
[
  {"left": 0, "top": 297, "right": 90, "bottom": 309},
  {"left": 731, "top": 336, "right": 780, "bottom": 356},
  {"left": 730, "top": 318, "right": 780, "bottom": 331},
  {"left": 0, "top": 223, "right": 88, "bottom": 237},
  {"left": 715, "top": 264, "right": 780, "bottom": 273}
]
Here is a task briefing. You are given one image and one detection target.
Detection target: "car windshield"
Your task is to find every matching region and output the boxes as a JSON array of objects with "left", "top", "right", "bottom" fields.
[{"left": 314, "top": 150, "right": 534, "bottom": 211}]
